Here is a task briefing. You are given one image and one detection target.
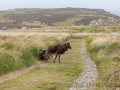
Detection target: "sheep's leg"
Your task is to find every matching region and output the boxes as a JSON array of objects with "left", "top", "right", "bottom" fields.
[
  {"left": 46, "top": 54, "right": 50, "bottom": 62},
  {"left": 50, "top": 54, "right": 53, "bottom": 59},
  {"left": 54, "top": 53, "right": 58, "bottom": 63},
  {"left": 44, "top": 54, "right": 48, "bottom": 63},
  {"left": 59, "top": 54, "right": 61, "bottom": 64},
  {"left": 44, "top": 56, "right": 46, "bottom": 63}
]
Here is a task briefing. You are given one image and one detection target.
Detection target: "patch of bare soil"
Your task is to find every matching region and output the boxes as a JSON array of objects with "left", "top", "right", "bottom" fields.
[{"left": 36, "top": 60, "right": 48, "bottom": 67}]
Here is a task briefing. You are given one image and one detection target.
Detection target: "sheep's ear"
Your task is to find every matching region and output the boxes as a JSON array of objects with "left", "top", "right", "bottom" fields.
[
  {"left": 67, "top": 42, "right": 70, "bottom": 45},
  {"left": 65, "top": 43, "right": 67, "bottom": 45}
]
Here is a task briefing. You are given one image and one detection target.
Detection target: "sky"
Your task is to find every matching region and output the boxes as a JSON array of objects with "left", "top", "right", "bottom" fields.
[{"left": 0, "top": 0, "right": 120, "bottom": 15}]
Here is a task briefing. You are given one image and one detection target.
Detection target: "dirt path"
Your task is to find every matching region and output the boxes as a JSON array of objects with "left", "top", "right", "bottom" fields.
[
  {"left": 0, "top": 60, "right": 47, "bottom": 83},
  {"left": 69, "top": 40, "right": 98, "bottom": 90},
  {"left": 0, "top": 65, "right": 36, "bottom": 83}
]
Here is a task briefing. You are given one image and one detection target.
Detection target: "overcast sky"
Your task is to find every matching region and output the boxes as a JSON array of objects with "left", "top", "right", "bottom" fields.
[{"left": 0, "top": 0, "right": 120, "bottom": 15}]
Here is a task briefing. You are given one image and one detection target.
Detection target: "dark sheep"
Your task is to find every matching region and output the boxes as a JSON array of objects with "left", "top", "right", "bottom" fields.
[
  {"left": 39, "top": 49, "right": 47, "bottom": 61},
  {"left": 46, "top": 42, "right": 72, "bottom": 63}
]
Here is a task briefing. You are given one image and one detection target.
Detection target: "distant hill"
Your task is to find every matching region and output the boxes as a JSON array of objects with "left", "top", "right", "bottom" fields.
[{"left": 0, "top": 8, "right": 120, "bottom": 29}]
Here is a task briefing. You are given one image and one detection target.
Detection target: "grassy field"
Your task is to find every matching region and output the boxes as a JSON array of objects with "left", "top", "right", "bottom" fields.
[
  {"left": 0, "top": 39, "right": 84, "bottom": 90},
  {"left": 0, "top": 25, "right": 120, "bottom": 90}
]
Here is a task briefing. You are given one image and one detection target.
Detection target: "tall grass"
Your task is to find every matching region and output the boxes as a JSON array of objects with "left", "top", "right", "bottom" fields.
[
  {"left": 0, "top": 53, "right": 16, "bottom": 75},
  {"left": 86, "top": 36, "right": 120, "bottom": 90},
  {"left": 1, "top": 42, "right": 14, "bottom": 49},
  {"left": 0, "top": 43, "right": 39, "bottom": 75}
]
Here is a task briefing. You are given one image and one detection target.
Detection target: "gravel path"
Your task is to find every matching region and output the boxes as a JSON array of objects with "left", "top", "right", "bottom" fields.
[{"left": 69, "top": 40, "right": 98, "bottom": 90}]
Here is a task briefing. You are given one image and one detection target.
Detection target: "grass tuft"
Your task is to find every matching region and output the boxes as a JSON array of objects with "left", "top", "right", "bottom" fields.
[
  {"left": 1, "top": 42, "right": 14, "bottom": 50},
  {"left": 0, "top": 53, "right": 16, "bottom": 75}
]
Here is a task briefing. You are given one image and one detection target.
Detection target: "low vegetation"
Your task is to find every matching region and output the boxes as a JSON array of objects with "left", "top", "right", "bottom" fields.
[{"left": 86, "top": 36, "right": 120, "bottom": 90}]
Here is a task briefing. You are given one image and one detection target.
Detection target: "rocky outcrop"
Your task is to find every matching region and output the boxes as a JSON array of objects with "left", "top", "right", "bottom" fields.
[{"left": 89, "top": 18, "right": 116, "bottom": 25}]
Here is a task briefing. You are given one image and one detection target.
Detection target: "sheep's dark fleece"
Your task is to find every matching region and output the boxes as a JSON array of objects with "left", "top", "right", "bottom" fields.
[
  {"left": 46, "top": 42, "right": 71, "bottom": 63},
  {"left": 39, "top": 49, "right": 47, "bottom": 61}
]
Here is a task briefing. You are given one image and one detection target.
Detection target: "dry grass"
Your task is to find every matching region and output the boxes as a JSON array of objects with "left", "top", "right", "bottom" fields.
[{"left": 91, "top": 36, "right": 112, "bottom": 46}]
